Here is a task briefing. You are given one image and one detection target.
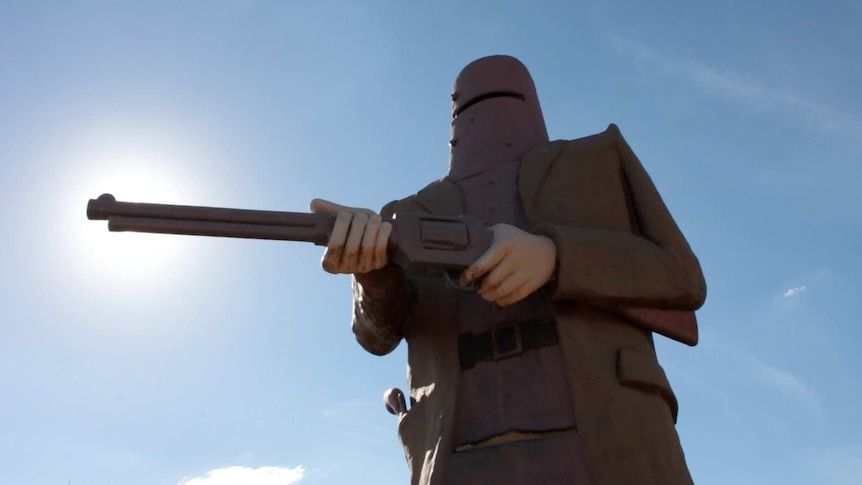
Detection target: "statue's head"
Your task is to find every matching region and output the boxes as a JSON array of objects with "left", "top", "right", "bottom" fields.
[{"left": 448, "top": 55, "right": 549, "bottom": 180}]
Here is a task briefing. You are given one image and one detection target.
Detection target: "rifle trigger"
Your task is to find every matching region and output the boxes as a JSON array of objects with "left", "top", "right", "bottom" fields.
[{"left": 444, "top": 271, "right": 480, "bottom": 292}]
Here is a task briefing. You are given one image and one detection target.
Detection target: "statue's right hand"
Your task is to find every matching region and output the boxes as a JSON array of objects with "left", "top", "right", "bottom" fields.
[{"left": 309, "top": 198, "right": 392, "bottom": 275}]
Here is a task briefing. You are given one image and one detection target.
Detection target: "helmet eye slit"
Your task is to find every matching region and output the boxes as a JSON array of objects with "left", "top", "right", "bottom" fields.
[{"left": 453, "top": 91, "right": 525, "bottom": 118}]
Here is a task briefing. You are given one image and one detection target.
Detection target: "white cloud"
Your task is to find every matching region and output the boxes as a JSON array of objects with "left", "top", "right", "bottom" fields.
[
  {"left": 783, "top": 285, "right": 807, "bottom": 298},
  {"left": 608, "top": 35, "right": 861, "bottom": 133},
  {"left": 178, "top": 465, "right": 306, "bottom": 485}
]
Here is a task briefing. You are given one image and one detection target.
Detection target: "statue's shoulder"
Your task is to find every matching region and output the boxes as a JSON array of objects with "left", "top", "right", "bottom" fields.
[
  {"left": 519, "top": 124, "right": 634, "bottom": 223},
  {"left": 520, "top": 124, "right": 627, "bottom": 180},
  {"left": 381, "top": 177, "right": 463, "bottom": 217}
]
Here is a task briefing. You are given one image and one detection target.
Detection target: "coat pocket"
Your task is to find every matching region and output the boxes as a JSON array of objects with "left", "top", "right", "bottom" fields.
[{"left": 616, "top": 347, "right": 679, "bottom": 422}]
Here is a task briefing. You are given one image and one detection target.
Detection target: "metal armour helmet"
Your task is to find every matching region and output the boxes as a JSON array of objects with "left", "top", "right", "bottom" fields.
[{"left": 448, "top": 55, "right": 549, "bottom": 180}]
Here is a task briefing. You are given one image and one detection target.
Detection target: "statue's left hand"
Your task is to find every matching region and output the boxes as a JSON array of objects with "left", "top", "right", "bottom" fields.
[
  {"left": 309, "top": 198, "right": 391, "bottom": 275},
  {"left": 459, "top": 224, "right": 557, "bottom": 306}
]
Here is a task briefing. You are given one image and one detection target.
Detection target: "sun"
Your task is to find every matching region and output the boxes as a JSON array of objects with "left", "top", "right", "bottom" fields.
[
  {"left": 58, "top": 118, "right": 221, "bottom": 285},
  {"left": 77, "top": 166, "right": 197, "bottom": 280}
]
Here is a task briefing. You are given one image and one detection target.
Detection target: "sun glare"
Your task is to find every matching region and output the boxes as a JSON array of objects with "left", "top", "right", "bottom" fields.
[
  {"left": 60, "top": 118, "right": 222, "bottom": 285},
  {"left": 81, "top": 171, "right": 190, "bottom": 279}
]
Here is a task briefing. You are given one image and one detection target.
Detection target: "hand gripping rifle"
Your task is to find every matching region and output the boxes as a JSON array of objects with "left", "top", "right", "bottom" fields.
[{"left": 86, "top": 193, "right": 698, "bottom": 345}]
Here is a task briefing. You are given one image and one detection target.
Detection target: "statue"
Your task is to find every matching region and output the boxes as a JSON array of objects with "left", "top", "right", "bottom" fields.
[
  {"left": 86, "top": 54, "right": 706, "bottom": 485},
  {"left": 311, "top": 55, "right": 706, "bottom": 484}
]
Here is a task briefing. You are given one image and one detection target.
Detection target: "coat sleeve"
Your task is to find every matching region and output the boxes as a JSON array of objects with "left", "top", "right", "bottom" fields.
[
  {"left": 529, "top": 125, "right": 706, "bottom": 310},
  {"left": 350, "top": 200, "right": 411, "bottom": 355}
]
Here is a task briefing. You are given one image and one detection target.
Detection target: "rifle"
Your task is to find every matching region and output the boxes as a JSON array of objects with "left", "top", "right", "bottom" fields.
[
  {"left": 86, "top": 193, "right": 698, "bottom": 345},
  {"left": 86, "top": 193, "right": 491, "bottom": 278}
]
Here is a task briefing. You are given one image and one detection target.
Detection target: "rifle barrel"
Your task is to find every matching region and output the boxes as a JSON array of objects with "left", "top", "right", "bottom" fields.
[{"left": 88, "top": 194, "right": 334, "bottom": 245}]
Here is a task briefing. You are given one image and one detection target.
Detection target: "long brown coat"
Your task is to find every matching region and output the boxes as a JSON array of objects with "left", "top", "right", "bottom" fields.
[{"left": 352, "top": 125, "right": 706, "bottom": 485}]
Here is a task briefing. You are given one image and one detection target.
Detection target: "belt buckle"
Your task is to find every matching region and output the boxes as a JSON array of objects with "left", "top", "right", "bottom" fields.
[{"left": 492, "top": 324, "right": 523, "bottom": 360}]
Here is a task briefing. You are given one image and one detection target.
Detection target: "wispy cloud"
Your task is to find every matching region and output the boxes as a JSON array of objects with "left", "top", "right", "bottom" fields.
[
  {"left": 783, "top": 285, "right": 807, "bottom": 298},
  {"left": 811, "top": 443, "right": 862, "bottom": 485},
  {"left": 705, "top": 333, "right": 825, "bottom": 423},
  {"left": 609, "top": 35, "right": 861, "bottom": 133},
  {"left": 742, "top": 351, "right": 824, "bottom": 421},
  {"left": 321, "top": 400, "right": 394, "bottom": 449},
  {"left": 321, "top": 399, "right": 376, "bottom": 417},
  {"left": 178, "top": 465, "right": 306, "bottom": 485}
]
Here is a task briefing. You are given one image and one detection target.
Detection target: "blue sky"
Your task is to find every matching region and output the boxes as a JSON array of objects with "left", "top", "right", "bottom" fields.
[{"left": 1, "top": 1, "right": 860, "bottom": 484}]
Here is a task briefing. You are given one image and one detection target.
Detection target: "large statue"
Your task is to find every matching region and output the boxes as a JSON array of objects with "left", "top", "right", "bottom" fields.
[
  {"left": 312, "top": 55, "right": 706, "bottom": 485},
  {"left": 86, "top": 54, "right": 706, "bottom": 485}
]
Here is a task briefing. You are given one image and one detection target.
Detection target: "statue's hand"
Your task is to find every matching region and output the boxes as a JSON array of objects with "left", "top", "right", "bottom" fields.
[
  {"left": 309, "top": 198, "right": 392, "bottom": 274},
  {"left": 460, "top": 224, "right": 557, "bottom": 306}
]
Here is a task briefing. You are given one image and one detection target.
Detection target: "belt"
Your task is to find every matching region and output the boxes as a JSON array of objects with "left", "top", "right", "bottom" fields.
[{"left": 458, "top": 319, "right": 559, "bottom": 370}]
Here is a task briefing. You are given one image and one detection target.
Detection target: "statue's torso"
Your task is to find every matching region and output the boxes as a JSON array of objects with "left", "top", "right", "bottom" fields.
[{"left": 447, "top": 163, "right": 592, "bottom": 483}]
